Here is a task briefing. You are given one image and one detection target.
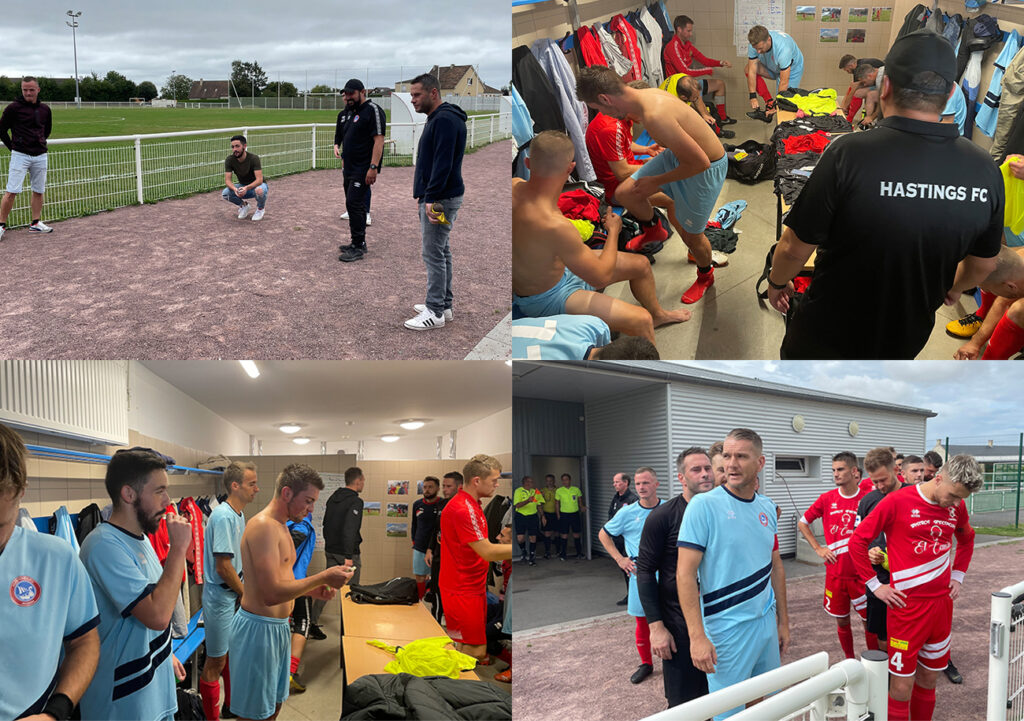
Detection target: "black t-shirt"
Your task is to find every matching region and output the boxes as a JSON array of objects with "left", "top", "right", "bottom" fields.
[
  {"left": 608, "top": 489, "right": 639, "bottom": 521},
  {"left": 855, "top": 483, "right": 909, "bottom": 586},
  {"left": 334, "top": 100, "right": 386, "bottom": 171},
  {"left": 411, "top": 497, "right": 442, "bottom": 553},
  {"left": 782, "top": 116, "right": 1003, "bottom": 359},
  {"left": 636, "top": 494, "right": 689, "bottom": 635},
  {"left": 224, "top": 152, "right": 262, "bottom": 186}
]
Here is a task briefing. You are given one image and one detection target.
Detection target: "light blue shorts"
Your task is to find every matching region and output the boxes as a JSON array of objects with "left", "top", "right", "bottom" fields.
[
  {"left": 412, "top": 549, "right": 429, "bottom": 576},
  {"left": 626, "top": 572, "right": 643, "bottom": 617},
  {"left": 513, "top": 267, "right": 595, "bottom": 318},
  {"left": 6, "top": 151, "right": 47, "bottom": 194},
  {"left": 202, "top": 583, "right": 238, "bottom": 658},
  {"left": 228, "top": 609, "right": 290, "bottom": 720},
  {"left": 631, "top": 151, "right": 727, "bottom": 235},
  {"left": 707, "top": 612, "right": 781, "bottom": 719}
]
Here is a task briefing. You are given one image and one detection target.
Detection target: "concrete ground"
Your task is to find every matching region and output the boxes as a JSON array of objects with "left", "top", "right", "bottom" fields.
[{"left": 601, "top": 116, "right": 986, "bottom": 360}]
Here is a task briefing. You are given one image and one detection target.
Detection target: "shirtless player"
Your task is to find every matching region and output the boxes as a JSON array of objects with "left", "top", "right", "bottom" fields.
[
  {"left": 512, "top": 130, "right": 691, "bottom": 344},
  {"left": 229, "top": 464, "right": 354, "bottom": 721},
  {"left": 576, "top": 65, "right": 728, "bottom": 305}
]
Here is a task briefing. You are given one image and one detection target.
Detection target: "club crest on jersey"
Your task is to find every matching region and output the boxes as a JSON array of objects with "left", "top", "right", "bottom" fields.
[
  {"left": 911, "top": 509, "right": 920, "bottom": 518},
  {"left": 353, "top": 509, "right": 359, "bottom": 516},
  {"left": 10, "top": 576, "right": 40, "bottom": 606},
  {"left": 948, "top": 507, "right": 957, "bottom": 519},
  {"left": 758, "top": 512, "right": 769, "bottom": 527},
  {"left": 725, "top": 509, "right": 736, "bottom": 520}
]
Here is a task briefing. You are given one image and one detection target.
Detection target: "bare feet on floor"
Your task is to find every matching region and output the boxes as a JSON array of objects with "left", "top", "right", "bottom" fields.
[{"left": 652, "top": 308, "right": 692, "bottom": 327}]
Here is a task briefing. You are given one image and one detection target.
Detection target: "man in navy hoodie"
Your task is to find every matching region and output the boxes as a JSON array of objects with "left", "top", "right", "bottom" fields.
[{"left": 406, "top": 73, "right": 468, "bottom": 331}]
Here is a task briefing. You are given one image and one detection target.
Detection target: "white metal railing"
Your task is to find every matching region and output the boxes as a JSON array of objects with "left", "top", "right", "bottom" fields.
[
  {"left": 989, "top": 579, "right": 1024, "bottom": 721},
  {"left": 0, "top": 114, "right": 509, "bottom": 228},
  {"left": 970, "top": 488, "right": 1024, "bottom": 515},
  {"left": 644, "top": 651, "right": 889, "bottom": 721}
]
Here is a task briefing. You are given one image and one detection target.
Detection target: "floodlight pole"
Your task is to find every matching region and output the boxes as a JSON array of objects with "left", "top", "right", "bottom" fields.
[{"left": 66, "top": 10, "right": 82, "bottom": 108}]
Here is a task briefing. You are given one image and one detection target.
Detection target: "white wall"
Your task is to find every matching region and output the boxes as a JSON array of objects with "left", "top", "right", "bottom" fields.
[
  {"left": 458, "top": 406, "right": 513, "bottom": 456},
  {"left": 127, "top": 362, "right": 250, "bottom": 457}
]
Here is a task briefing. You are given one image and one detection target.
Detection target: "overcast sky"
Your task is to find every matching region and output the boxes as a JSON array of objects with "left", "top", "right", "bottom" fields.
[
  {"left": 676, "top": 361, "right": 1024, "bottom": 450},
  {"left": 1, "top": 0, "right": 511, "bottom": 91}
]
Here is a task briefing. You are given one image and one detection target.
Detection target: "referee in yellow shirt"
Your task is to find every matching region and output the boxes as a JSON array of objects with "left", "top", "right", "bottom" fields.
[
  {"left": 555, "top": 473, "right": 587, "bottom": 560},
  {"left": 513, "top": 476, "right": 544, "bottom": 565}
]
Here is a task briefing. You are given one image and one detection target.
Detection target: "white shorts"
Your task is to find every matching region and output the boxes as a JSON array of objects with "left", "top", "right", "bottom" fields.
[{"left": 6, "top": 151, "right": 47, "bottom": 194}]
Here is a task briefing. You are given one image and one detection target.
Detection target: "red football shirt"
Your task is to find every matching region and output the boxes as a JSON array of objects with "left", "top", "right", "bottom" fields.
[
  {"left": 849, "top": 484, "right": 975, "bottom": 599},
  {"left": 663, "top": 36, "right": 720, "bottom": 78},
  {"left": 585, "top": 113, "right": 640, "bottom": 201},
  {"left": 801, "top": 486, "right": 869, "bottom": 578},
  {"left": 439, "top": 488, "right": 490, "bottom": 594}
]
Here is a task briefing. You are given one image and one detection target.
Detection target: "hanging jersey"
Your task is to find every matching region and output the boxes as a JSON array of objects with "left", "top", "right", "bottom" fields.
[
  {"left": 747, "top": 31, "right": 805, "bottom": 87},
  {"left": 603, "top": 499, "right": 661, "bottom": 556},
  {"left": 0, "top": 526, "right": 100, "bottom": 720},
  {"left": 439, "top": 489, "right": 489, "bottom": 594},
  {"left": 976, "top": 29, "right": 1023, "bottom": 138},
  {"left": 203, "top": 502, "right": 245, "bottom": 589},
  {"left": 801, "top": 486, "right": 870, "bottom": 578},
  {"left": 943, "top": 85, "right": 968, "bottom": 136},
  {"left": 678, "top": 486, "right": 779, "bottom": 635},
  {"left": 79, "top": 523, "right": 176, "bottom": 721},
  {"left": 1002, "top": 157, "right": 1024, "bottom": 235},
  {"left": 849, "top": 485, "right": 975, "bottom": 599},
  {"left": 555, "top": 485, "right": 584, "bottom": 512},
  {"left": 512, "top": 314, "right": 612, "bottom": 361}
]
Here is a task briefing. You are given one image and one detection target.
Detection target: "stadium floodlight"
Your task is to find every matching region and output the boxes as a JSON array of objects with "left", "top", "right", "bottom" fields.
[{"left": 66, "top": 11, "right": 82, "bottom": 108}]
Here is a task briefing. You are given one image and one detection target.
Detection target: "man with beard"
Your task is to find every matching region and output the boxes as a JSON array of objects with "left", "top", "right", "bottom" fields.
[
  {"left": 79, "top": 449, "right": 189, "bottom": 721},
  {"left": 636, "top": 447, "right": 713, "bottom": 707},
  {"left": 199, "top": 462, "right": 260, "bottom": 721},
  {"left": 334, "top": 79, "right": 386, "bottom": 262},
  {"left": 923, "top": 451, "right": 943, "bottom": 481},
  {"left": 405, "top": 73, "right": 468, "bottom": 331},
  {"left": 439, "top": 455, "right": 513, "bottom": 661},
  {"left": 229, "top": 464, "right": 354, "bottom": 721},
  {"left": 425, "top": 471, "right": 461, "bottom": 622},
  {"left": 412, "top": 476, "right": 442, "bottom": 597},
  {"left": 221, "top": 135, "right": 268, "bottom": 221}
]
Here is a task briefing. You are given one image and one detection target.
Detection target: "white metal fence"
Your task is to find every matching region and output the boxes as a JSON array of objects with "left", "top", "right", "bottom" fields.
[
  {"left": 970, "top": 488, "right": 1024, "bottom": 515},
  {"left": 0, "top": 114, "right": 510, "bottom": 227},
  {"left": 43, "top": 94, "right": 505, "bottom": 112},
  {"left": 989, "top": 579, "right": 1024, "bottom": 721},
  {"left": 643, "top": 651, "right": 889, "bottom": 721}
]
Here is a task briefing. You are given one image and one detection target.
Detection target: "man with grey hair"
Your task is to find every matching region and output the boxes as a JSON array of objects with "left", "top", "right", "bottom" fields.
[
  {"left": 849, "top": 454, "right": 981, "bottom": 721},
  {"left": 200, "top": 461, "right": 259, "bottom": 720},
  {"left": 608, "top": 472, "right": 638, "bottom": 605}
]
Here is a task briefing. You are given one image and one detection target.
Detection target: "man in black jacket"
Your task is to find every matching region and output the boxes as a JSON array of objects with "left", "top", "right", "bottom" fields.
[
  {"left": 405, "top": 73, "right": 468, "bottom": 331},
  {"left": 334, "top": 79, "right": 386, "bottom": 263},
  {"left": 311, "top": 466, "right": 365, "bottom": 632},
  {"left": 608, "top": 472, "right": 638, "bottom": 605},
  {"left": 0, "top": 77, "right": 54, "bottom": 240},
  {"left": 426, "top": 471, "right": 461, "bottom": 623}
]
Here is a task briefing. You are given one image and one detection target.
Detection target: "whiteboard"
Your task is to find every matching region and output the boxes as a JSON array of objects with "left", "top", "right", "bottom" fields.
[
  {"left": 312, "top": 473, "right": 345, "bottom": 549},
  {"left": 734, "top": 0, "right": 786, "bottom": 56}
]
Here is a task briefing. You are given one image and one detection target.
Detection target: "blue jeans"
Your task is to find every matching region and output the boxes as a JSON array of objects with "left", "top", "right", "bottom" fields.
[
  {"left": 222, "top": 183, "right": 268, "bottom": 209},
  {"left": 420, "top": 196, "right": 463, "bottom": 314}
]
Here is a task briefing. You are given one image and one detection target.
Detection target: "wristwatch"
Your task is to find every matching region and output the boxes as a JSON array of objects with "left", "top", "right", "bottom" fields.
[
  {"left": 767, "top": 276, "right": 789, "bottom": 290},
  {"left": 369, "top": 163, "right": 379, "bottom": 170}
]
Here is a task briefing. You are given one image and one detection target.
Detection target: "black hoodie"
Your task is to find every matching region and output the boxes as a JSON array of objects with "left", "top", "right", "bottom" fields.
[
  {"left": 0, "top": 96, "right": 52, "bottom": 156},
  {"left": 413, "top": 102, "right": 467, "bottom": 203},
  {"left": 322, "top": 486, "right": 363, "bottom": 558}
]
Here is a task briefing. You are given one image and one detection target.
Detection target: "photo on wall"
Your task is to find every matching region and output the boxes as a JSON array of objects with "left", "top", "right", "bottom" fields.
[
  {"left": 872, "top": 6, "right": 893, "bottom": 21},
  {"left": 821, "top": 6, "right": 842, "bottom": 22},
  {"left": 849, "top": 7, "right": 868, "bottom": 22},
  {"left": 847, "top": 29, "right": 866, "bottom": 43},
  {"left": 386, "top": 523, "right": 408, "bottom": 538},
  {"left": 387, "top": 502, "right": 409, "bottom": 517},
  {"left": 820, "top": 28, "right": 840, "bottom": 42},
  {"left": 363, "top": 501, "right": 381, "bottom": 516},
  {"left": 416, "top": 480, "right": 424, "bottom": 494},
  {"left": 796, "top": 5, "right": 816, "bottom": 20},
  {"left": 387, "top": 480, "right": 410, "bottom": 495}
]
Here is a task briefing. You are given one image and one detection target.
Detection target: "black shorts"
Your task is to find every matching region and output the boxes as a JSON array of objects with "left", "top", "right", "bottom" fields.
[
  {"left": 700, "top": 78, "right": 709, "bottom": 95},
  {"left": 865, "top": 592, "right": 887, "bottom": 638},
  {"left": 663, "top": 620, "right": 708, "bottom": 707},
  {"left": 515, "top": 512, "right": 539, "bottom": 537},
  {"left": 290, "top": 595, "right": 312, "bottom": 637},
  {"left": 561, "top": 511, "right": 581, "bottom": 534}
]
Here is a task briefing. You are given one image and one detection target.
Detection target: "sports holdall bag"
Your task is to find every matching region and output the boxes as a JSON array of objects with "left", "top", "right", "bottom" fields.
[{"left": 347, "top": 577, "right": 419, "bottom": 605}]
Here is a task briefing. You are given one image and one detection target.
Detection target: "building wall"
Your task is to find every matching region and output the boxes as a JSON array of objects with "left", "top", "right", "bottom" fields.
[{"left": 512, "top": 396, "right": 587, "bottom": 482}]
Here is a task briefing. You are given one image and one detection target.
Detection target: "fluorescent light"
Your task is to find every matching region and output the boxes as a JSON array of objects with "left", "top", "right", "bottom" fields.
[
  {"left": 380, "top": 435, "right": 400, "bottom": 443},
  {"left": 292, "top": 437, "right": 311, "bottom": 445},
  {"left": 238, "top": 360, "right": 260, "bottom": 378},
  {"left": 278, "top": 424, "right": 301, "bottom": 434},
  {"left": 399, "top": 420, "right": 425, "bottom": 430}
]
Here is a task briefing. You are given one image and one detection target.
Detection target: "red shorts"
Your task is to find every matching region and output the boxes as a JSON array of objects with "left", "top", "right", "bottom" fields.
[
  {"left": 823, "top": 575, "right": 867, "bottom": 620},
  {"left": 887, "top": 595, "right": 952, "bottom": 676},
  {"left": 440, "top": 590, "right": 486, "bottom": 646}
]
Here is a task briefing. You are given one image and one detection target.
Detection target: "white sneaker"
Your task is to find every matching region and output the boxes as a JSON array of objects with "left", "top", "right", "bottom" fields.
[
  {"left": 404, "top": 308, "right": 446, "bottom": 330},
  {"left": 414, "top": 304, "right": 453, "bottom": 322},
  {"left": 710, "top": 250, "right": 729, "bottom": 267},
  {"left": 0, "top": 225, "right": 5, "bottom": 241},
  {"left": 251, "top": 208, "right": 265, "bottom": 221},
  {"left": 238, "top": 204, "right": 251, "bottom": 220},
  {"left": 339, "top": 211, "right": 371, "bottom": 225},
  {"left": 28, "top": 221, "right": 53, "bottom": 233}
]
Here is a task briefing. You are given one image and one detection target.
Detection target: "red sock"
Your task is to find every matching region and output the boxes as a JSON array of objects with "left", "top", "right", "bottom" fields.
[
  {"left": 977, "top": 290, "right": 996, "bottom": 319},
  {"left": 982, "top": 314, "right": 1024, "bottom": 359},
  {"left": 865, "top": 630, "right": 880, "bottom": 652},
  {"left": 910, "top": 684, "right": 936, "bottom": 721},
  {"left": 290, "top": 655, "right": 300, "bottom": 674},
  {"left": 417, "top": 581, "right": 426, "bottom": 599},
  {"left": 222, "top": 660, "right": 231, "bottom": 707},
  {"left": 199, "top": 679, "right": 221, "bottom": 721},
  {"left": 635, "top": 616, "right": 653, "bottom": 666},
  {"left": 846, "top": 95, "right": 863, "bottom": 122},
  {"left": 889, "top": 696, "right": 910, "bottom": 721},
  {"left": 837, "top": 624, "right": 855, "bottom": 659},
  {"left": 624, "top": 219, "right": 668, "bottom": 252},
  {"left": 716, "top": 103, "right": 728, "bottom": 119},
  {"left": 756, "top": 76, "right": 772, "bottom": 102},
  {"left": 681, "top": 268, "right": 714, "bottom": 304}
]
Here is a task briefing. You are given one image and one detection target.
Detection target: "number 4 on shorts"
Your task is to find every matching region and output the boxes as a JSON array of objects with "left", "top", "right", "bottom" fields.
[{"left": 891, "top": 651, "right": 904, "bottom": 671}]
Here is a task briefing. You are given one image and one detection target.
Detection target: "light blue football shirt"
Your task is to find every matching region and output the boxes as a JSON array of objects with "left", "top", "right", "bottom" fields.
[
  {"left": 0, "top": 526, "right": 100, "bottom": 719},
  {"left": 511, "top": 315, "right": 611, "bottom": 360},
  {"left": 604, "top": 498, "right": 661, "bottom": 557},
  {"left": 748, "top": 31, "right": 805, "bottom": 88},
  {"left": 203, "top": 501, "right": 245, "bottom": 588},
  {"left": 943, "top": 85, "right": 967, "bottom": 136},
  {"left": 79, "top": 523, "right": 176, "bottom": 721},
  {"left": 678, "top": 486, "right": 779, "bottom": 636}
]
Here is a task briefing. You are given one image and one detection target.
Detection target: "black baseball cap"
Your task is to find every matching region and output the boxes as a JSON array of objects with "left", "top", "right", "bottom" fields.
[
  {"left": 343, "top": 78, "right": 365, "bottom": 92},
  {"left": 883, "top": 30, "right": 956, "bottom": 92}
]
